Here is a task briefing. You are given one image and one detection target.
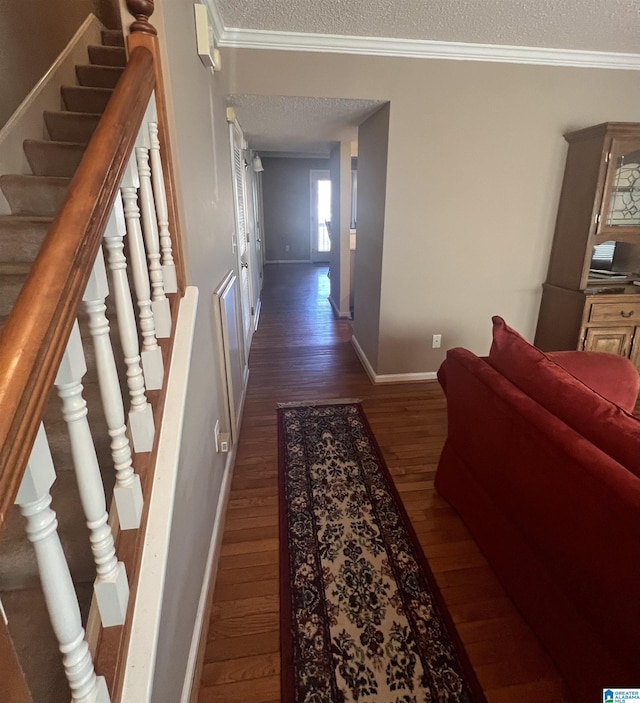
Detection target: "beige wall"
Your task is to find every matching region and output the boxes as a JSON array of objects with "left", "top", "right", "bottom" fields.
[
  {"left": 146, "top": 0, "right": 238, "bottom": 699},
  {"left": 223, "top": 48, "right": 640, "bottom": 374},
  {"left": 0, "top": 0, "right": 120, "bottom": 128},
  {"left": 328, "top": 144, "right": 341, "bottom": 305},
  {"left": 261, "top": 156, "right": 329, "bottom": 261},
  {"left": 352, "top": 104, "right": 390, "bottom": 368},
  {"left": 327, "top": 141, "right": 352, "bottom": 316}
]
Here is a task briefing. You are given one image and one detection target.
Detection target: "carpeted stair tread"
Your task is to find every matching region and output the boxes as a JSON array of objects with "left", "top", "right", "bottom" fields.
[
  {"left": 88, "top": 44, "right": 127, "bottom": 67},
  {"left": 0, "top": 273, "right": 28, "bottom": 316},
  {"left": 75, "top": 64, "right": 124, "bottom": 89},
  {"left": 0, "top": 28, "right": 125, "bottom": 702},
  {"left": 61, "top": 85, "right": 113, "bottom": 114},
  {"left": 101, "top": 29, "right": 125, "bottom": 47},
  {"left": 23, "top": 140, "right": 85, "bottom": 178},
  {"left": 0, "top": 216, "right": 52, "bottom": 262},
  {"left": 0, "top": 471, "right": 96, "bottom": 591},
  {"left": 1, "top": 583, "right": 93, "bottom": 703},
  {"left": 0, "top": 174, "right": 70, "bottom": 216},
  {"left": 44, "top": 111, "right": 101, "bottom": 144}
]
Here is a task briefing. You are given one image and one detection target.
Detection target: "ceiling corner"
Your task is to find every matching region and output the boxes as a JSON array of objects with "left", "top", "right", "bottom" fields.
[{"left": 203, "top": 0, "right": 226, "bottom": 44}]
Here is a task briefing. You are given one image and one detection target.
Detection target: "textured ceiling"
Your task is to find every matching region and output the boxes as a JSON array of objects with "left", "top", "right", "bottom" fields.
[
  {"left": 215, "top": 0, "right": 640, "bottom": 54},
  {"left": 227, "top": 95, "right": 385, "bottom": 154}
]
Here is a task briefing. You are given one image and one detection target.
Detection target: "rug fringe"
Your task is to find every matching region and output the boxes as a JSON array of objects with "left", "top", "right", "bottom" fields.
[{"left": 277, "top": 398, "right": 362, "bottom": 408}]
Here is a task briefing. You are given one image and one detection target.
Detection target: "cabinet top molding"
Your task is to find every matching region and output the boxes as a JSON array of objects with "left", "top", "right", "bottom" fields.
[{"left": 565, "top": 122, "right": 640, "bottom": 143}]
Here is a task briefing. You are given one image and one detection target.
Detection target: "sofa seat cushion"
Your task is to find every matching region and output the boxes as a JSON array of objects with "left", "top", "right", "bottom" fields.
[{"left": 487, "top": 316, "right": 640, "bottom": 475}]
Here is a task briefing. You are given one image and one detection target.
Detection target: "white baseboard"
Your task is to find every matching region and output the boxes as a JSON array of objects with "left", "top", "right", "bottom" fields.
[
  {"left": 180, "top": 442, "right": 237, "bottom": 703},
  {"left": 180, "top": 352, "right": 249, "bottom": 703},
  {"left": 253, "top": 298, "right": 262, "bottom": 330},
  {"left": 351, "top": 335, "right": 438, "bottom": 383},
  {"left": 328, "top": 295, "right": 351, "bottom": 319}
]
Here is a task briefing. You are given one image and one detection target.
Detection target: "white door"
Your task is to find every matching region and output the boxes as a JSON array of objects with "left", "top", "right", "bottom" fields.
[
  {"left": 230, "top": 120, "right": 254, "bottom": 355},
  {"left": 310, "top": 170, "right": 331, "bottom": 263},
  {"left": 251, "top": 167, "right": 265, "bottom": 326}
]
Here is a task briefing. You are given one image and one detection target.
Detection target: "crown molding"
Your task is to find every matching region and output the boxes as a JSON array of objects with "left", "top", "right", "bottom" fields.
[
  {"left": 213, "top": 24, "right": 640, "bottom": 70},
  {"left": 202, "top": 0, "right": 225, "bottom": 44}
]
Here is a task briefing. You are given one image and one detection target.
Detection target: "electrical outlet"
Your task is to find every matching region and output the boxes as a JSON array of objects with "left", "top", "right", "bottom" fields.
[
  {"left": 432, "top": 334, "right": 442, "bottom": 349},
  {"left": 214, "top": 421, "right": 231, "bottom": 453},
  {"left": 285, "top": 244, "right": 290, "bottom": 252}
]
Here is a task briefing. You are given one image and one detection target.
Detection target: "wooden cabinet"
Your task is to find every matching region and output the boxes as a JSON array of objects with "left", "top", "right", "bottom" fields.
[
  {"left": 580, "top": 294, "right": 640, "bottom": 359},
  {"left": 535, "top": 122, "right": 640, "bottom": 371},
  {"left": 583, "top": 326, "right": 634, "bottom": 355}
]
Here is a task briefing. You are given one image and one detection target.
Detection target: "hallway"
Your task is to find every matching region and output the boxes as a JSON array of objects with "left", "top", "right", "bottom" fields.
[{"left": 197, "top": 263, "right": 569, "bottom": 703}]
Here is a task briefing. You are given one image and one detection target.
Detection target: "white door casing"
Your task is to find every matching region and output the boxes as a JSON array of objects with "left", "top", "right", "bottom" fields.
[
  {"left": 229, "top": 120, "right": 254, "bottom": 356},
  {"left": 310, "top": 169, "right": 331, "bottom": 263}
]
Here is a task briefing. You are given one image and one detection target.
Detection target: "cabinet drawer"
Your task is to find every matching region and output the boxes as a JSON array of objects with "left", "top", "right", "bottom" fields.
[{"left": 588, "top": 301, "right": 640, "bottom": 323}]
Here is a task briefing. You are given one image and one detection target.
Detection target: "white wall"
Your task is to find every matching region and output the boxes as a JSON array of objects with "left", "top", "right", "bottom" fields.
[{"left": 223, "top": 48, "right": 640, "bottom": 374}]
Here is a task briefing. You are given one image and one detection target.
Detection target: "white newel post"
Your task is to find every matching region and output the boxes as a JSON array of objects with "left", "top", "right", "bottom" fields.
[
  {"left": 16, "top": 423, "right": 110, "bottom": 703},
  {"left": 135, "top": 111, "right": 171, "bottom": 337},
  {"left": 120, "top": 153, "right": 164, "bottom": 390},
  {"left": 148, "top": 119, "right": 178, "bottom": 294},
  {"left": 54, "top": 321, "right": 129, "bottom": 627},
  {"left": 102, "top": 194, "right": 155, "bottom": 453},
  {"left": 83, "top": 248, "right": 143, "bottom": 530}
]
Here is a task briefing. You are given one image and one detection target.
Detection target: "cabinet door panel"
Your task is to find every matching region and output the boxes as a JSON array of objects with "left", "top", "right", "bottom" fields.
[
  {"left": 583, "top": 326, "right": 633, "bottom": 356},
  {"left": 598, "top": 138, "right": 640, "bottom": 240}
]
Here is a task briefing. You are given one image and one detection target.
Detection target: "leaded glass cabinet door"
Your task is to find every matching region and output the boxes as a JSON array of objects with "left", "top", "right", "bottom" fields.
[{"left": 597, "top": 138, "right": 640, "bottom": 243}]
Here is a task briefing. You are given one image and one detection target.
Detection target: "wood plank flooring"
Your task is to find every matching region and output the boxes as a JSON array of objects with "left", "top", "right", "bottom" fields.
[{"left": 198, "top": 263, "right": 571, "bottom": 703}]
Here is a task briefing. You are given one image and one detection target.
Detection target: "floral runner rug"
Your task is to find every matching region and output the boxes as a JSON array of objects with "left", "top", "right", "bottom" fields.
[{"left": 278, "top": 400, "right": 486, "bottom": 703}]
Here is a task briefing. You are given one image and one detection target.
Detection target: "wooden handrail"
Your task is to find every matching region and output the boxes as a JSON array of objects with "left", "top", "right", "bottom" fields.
[{"left": 0, "top": 46, "right": 155, "bottom": 528}]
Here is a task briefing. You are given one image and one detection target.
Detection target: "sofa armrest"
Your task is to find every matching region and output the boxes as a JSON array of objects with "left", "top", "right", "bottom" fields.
[{"left": 437, "top": 359, "right": 449, "bottom": 395}]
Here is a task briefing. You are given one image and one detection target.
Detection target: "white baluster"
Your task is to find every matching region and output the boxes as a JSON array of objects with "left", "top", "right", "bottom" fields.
[
  {"left": 16, "top": 423, "right": 110, "bottom": 703},
  {"left": 148, "top": 120, "right": 178, "bottom": 294},
  {"left": 102, "top": 194, "right": 155, "bottom": 453},
  {"left": 136, "top": 123, "right": 171, "bottom": 338},
  {"left": 55, "top": 321, "right": 129, "bottom": 627},
  {"left": 120, "top": 153, "right": 164, "bottom": 389},
  {"left": 83, "top": 248, "right": 143, "bottom": 530}
]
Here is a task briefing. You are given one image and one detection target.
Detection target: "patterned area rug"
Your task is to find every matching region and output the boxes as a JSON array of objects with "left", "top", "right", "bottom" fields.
[{"left": 278, "top": 401, "right": 486, "bottom": 703}]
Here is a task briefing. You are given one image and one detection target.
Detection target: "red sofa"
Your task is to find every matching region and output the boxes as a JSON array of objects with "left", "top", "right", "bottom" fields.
[{"left": 435, "top": 317, "right": 640, "bottom": 702}]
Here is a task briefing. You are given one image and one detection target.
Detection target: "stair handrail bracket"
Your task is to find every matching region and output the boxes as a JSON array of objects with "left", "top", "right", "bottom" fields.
[{"left": 0, "top": 46, "right": 155, "bottom": 528}]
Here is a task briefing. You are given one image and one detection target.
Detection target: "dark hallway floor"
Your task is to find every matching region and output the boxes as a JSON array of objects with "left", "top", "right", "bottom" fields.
[{"left": 197, "top": 262, "right": 569, "bottom": 703}]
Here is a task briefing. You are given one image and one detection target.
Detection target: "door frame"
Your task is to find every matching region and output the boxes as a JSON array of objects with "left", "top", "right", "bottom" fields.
[
  {"left": 228, "top": 118, "right": 255, "bottom": 360},
  {"left": 310, "top": 169, "right": 331, "bottom": 263}
]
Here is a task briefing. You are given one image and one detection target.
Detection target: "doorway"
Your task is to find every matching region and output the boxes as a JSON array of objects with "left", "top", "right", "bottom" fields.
[{"left": 310, "top": 170, "right": 331, "bottom": 263}]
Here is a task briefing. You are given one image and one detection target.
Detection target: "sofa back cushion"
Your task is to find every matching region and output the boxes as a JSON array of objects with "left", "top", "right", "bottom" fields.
[
  {"left": 487, "top": 316, "right": 640, "bottom": 475},
  {"left": 547, "top": 350, "right": 640, "bottom": 410}
]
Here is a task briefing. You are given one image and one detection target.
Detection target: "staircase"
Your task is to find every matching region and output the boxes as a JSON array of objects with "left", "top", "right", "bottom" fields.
[{"left": 0, "top": 28, "right": 126, "bottom": 703}]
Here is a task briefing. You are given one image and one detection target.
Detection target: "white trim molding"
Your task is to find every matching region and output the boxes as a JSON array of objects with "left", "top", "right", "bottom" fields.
[
  {"left": 180, "top": 443, "right": 237, "bottom": 703},
  {"left": 328, "top": 295, "right": 351, "bottom": 319},
  {"left": 120, "top": 287, "right": 199, "bottom": 703},
  {"left": 351, "top": 335, "right": 438, "bottom": 384},
  {"left": 212, "top": 22, "right": 640, "bottom": 71},
  {"left": 202, "top": 0, "right": 225, "bottom": 44}
]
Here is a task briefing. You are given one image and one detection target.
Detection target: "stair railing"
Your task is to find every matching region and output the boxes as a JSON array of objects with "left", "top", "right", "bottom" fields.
[{"left": 0, "top": 2, "right": 186, "bottom": 700}]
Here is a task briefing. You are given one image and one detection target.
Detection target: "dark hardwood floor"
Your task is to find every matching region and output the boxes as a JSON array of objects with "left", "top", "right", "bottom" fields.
[{"left": 197, "top": 263, "right": 570, "bottom": 703}]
